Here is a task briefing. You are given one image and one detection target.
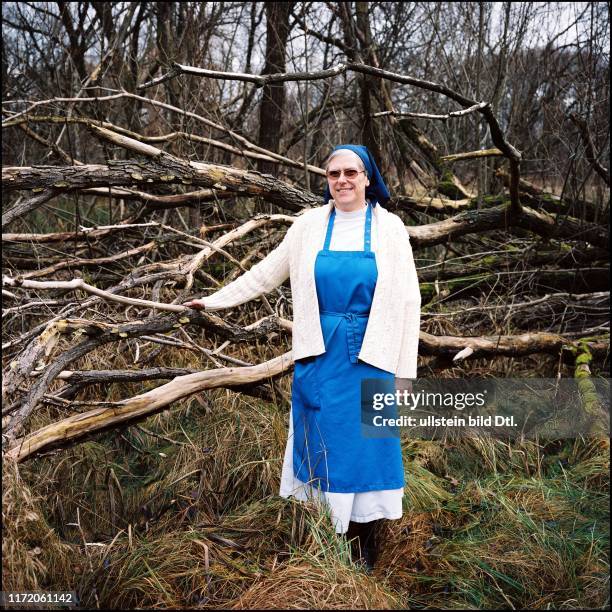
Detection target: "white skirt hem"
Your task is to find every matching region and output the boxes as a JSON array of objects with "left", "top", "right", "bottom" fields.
[{"left": 279, "top": 410, "right": 404, "bottom": 534}]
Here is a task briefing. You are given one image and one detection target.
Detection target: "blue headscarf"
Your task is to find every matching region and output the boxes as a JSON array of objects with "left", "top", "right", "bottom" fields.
[{"left": 323, "top": 144, "right": 390, "bottom": 206}]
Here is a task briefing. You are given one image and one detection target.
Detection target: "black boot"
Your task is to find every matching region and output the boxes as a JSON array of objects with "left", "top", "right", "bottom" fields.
[
  {"left": 360, "top": 520, "right": 379, "bottom": 572},
  {"left": 345, "top": 520, "right": 363, "bottom": 565},
  {"left": 345, "top": 520, "right": 379, "bottom": 572}
]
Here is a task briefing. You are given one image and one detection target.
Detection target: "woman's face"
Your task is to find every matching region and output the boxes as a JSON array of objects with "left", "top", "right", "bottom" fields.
[{"left": 326, "top": 151, "right": 370, "bottom": 210}]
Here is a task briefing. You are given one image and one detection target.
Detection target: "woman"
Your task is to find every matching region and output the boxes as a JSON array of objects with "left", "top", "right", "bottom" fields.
[{"left": 184, "top": 145, "right": 421, "bottom": 571}]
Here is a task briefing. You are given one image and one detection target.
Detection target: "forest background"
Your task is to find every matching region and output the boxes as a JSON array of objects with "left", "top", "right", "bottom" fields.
[{"left": 2, "top": 2, "right": 610, "bottom": 609}]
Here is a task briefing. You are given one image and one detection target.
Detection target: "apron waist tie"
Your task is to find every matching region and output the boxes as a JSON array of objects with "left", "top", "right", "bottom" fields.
[{"left": 320, "top": 310, "right": 369, "bottom": 363}]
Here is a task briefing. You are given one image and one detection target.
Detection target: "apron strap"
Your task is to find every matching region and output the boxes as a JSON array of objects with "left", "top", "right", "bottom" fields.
[
  {"left": 364, "top": 202, "right": 373, "bottom": 253},
  {"left": 322, "top": 208, "right": 336, "bottom": 251}
]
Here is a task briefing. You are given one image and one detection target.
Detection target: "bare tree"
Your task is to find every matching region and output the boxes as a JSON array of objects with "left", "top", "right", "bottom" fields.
[{"left": 257, "top": 1, "right": 296, "bottom": 175}]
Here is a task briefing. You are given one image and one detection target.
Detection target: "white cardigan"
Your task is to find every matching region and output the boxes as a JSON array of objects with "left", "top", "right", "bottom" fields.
[{"left": 202, "top": 201, "right": 421, "bottom": 378}]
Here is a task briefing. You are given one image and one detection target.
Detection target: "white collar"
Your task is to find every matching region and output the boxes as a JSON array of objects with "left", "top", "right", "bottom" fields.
[{"left": 334, "top": 202, "right": 367, "bottom": 218}]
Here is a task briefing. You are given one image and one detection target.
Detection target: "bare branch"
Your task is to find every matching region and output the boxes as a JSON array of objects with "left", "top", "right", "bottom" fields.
[
  {"left": 373, "top": 102, "right": 488, "bottom": 120},
  {"left": 2, "top": 91, "right": 318, "bottom": 174},
  {"left": 2, "top": 188, "right": 64, "bottom": 228},
  {"left": 20, "top": 241, "right": 158, "bottom": 280},
  {"left": 3, "top": 276, "right": 187, "bottom": 312},
  {"left": 569, "top": 113, "right": 610, "bottom": 186},
  {"left": 3, "top": 222, "right": 160, "bottom": 243},
  {"left": 136, "top": 61, "right": 522, "bottom": 212},
  {"left": 441, "top": 149, "right": 504, "bottom": 163}
]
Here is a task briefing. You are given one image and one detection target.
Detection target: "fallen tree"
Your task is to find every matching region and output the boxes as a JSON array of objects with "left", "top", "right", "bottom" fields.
[
  {"left": 7, "top": 324, "right": 610, "bottom": 463},
  {"left": 2, "top": 61, "right": 608, "bottom": 462}
]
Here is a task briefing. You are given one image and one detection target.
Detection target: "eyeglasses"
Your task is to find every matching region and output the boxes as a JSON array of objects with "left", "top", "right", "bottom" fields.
[{"left": 326, "top": 169, "right": 366, "bottom": 180}]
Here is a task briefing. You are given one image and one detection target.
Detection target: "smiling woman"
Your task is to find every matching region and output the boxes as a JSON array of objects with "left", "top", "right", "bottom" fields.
[
  {"left": 323, "top": 145, "right": 391, "bottom": 214},
  {"left": 182, "top": 144, "right": 421, "bottom": 574},
  {"left": 325, "top": 150, "right": 369, "bottom": 211},
  {"left": 279, "top": 144, "right": 410, "bottom": 572}
]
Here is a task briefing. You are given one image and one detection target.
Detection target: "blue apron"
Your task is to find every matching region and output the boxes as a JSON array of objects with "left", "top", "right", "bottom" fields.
[{"left": 291, "top": 203, "right": 405, "bottom": 493}]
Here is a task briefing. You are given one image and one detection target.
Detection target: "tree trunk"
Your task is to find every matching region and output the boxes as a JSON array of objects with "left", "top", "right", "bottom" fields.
[{"left": 257, "top": 2, "right": 295, "bottom": 176}]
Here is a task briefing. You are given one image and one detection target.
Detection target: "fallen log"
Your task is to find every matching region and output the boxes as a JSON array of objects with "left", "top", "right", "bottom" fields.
[
  {"left": 3, "top": 128, "right": 606, "bottom": 247},
  {"left": 418, "top": 246, "right": 608, "bottom": 283},
  {"left": 5, "top": 326, "right": 609, "bottom": 462},
  {"left": 2, "top": 132, "right": 319, "bottom": 215},
  {"left": 2, "top": 312, "right": 292, "bottom": 439},
  {"left": 5, "top": 351, "right": 294, "bottom": 462},
  {"left": 419, "top": 267, "right": 610, "bottom": 302},
  {"left": 407, "top": 204, "right": 609, "bottom": 249},
  {"left": 418, "top": 330, "right": 608, "bottom": 359}
]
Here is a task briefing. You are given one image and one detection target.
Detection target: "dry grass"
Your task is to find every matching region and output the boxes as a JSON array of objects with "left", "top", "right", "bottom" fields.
[
  {"left": 2, "top": 458, "right": 75, "bottom": 592},
  {"left": 3, "top": 333, "right": 609, "bottom": 609},
  {"left": 230, "top": 559, "right": 401, "bottom": 609}
]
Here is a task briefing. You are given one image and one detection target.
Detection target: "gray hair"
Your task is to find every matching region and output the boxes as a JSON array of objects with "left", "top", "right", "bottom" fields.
[{"left": 324, "top": 149, "right": 365, "bottom": 172}]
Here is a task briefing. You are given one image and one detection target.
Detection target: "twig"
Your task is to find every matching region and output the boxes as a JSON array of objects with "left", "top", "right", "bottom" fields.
[
  {"left": 372, "top": 102, "right": 488, "bottom": 120},
  {"left": 2, "top": 275, "right": 187, "bottom": 312}
]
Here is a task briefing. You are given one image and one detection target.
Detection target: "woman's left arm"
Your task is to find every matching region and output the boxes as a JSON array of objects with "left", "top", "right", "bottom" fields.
[{"left": 396, "top": 225, "right": 421, "bottom": 380}]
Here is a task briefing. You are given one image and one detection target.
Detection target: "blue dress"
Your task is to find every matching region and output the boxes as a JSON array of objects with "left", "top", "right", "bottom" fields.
[{"left": 291, "top": 203, "right": 405, "bottom": 493}]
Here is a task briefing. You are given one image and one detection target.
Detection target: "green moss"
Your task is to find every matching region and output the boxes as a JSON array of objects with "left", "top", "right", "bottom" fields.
[
  {"left": 476, "top": 195, "right": 507, "bottom": 207},
  {"left": 437, "top": 180, "right": 465, "bottom": 200},
  {"left": 575, "top": 352, "right": 592, "bottom": 366},
  {"left": 538, "top": 193, "right": 559, "bottom": 204},
  {"left": 478, "top": 255, "right": 500, "bottom": 267},
  {"left": 437, "top": 167, "right": 467, "bottom": 200},
  {"left": 437, "top": 173, "right": 463, "bottom": 199}
]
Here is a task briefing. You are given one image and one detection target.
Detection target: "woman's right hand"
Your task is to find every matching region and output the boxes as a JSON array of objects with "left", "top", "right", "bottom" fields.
[{"left": 182, "top": 299, "right": 207, "bottom": 310}]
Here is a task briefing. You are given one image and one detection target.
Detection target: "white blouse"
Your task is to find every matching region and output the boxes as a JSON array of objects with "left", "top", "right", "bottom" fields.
[{"left": 278, "top": 203, "right": 404, "bottom": 533}]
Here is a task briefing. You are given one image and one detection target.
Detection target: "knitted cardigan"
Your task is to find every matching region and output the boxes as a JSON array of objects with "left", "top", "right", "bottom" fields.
[{"left": 202, "top": 201, "right": 421, "bottom": 378}]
